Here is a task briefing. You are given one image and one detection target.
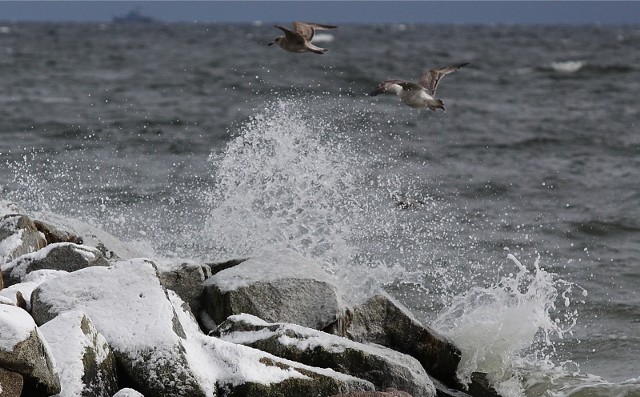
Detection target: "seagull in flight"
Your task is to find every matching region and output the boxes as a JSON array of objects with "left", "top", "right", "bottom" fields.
[
  {"left": 268, "top": 21, "right": 337, "bottom": 54},
  {"left": 370, "top": 63, "right": 469, "bottom": 111}
]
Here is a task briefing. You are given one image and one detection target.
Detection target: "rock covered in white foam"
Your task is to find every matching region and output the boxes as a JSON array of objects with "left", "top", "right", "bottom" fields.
[
  {"left": 0, "top": 270, "right": 67, "bottom": 310},
  {"left": 0, "top": 303, "right": 60, "bottom": 395},
  {"left": 0, "top": 214, "right": 46, "bottom": 265},
  {"left": 168, "top": 290, "right": 375, "bottom": 396},
  {"left": 39, "top": 311, "right": 119, "bottom": 397},
  {"left": 2, "top": 242, "right": 108, "bottom": 286},
  {"left": 29, "top": 257, "right": 372, "bottom": 396},
  {"left": 215, "top": 313, "right": 437, "bottom": 397},
  {"left": 32, "top": 211, "right": 148, "bottom": 260},
  {"left": 30, "top": 259, "right": 206, "bottom": 397}
]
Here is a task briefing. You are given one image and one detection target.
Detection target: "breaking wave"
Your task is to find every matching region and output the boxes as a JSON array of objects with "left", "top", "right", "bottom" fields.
[{"left": 434, "top": 254, "right": 588, "bottom": 396}]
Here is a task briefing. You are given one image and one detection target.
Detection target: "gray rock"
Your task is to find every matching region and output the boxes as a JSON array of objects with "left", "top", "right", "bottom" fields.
[
  {"left": 202, "top": 249, "right": 342, "bottom": 331},
  {"left": 206, "top": 258, "right": 248, "bottom": 276},
  {"left": 215, "top": 314, "right": 436, "bottom": 397},
  {"left": 157, "top": 261, "right": 208, "bottom": 315},
  {"left": 4, "top": 242, "right": 109, "bottom": 286},
  {"left": 40, "top": 311, "right": 119, "bottom": 397},
  {"left": 32, "top": 219, "right": 83, "bottom": 245},
  {"left": 0, "top": 366, "right": 23, "bottom": 397},
  {"left": 0, "top": 270, "right": 67, "bottom": 311},
  {"left": 467, "top": 373, "right": 501, "bottom": 397},
  {"left": 30, "top": 213, "right": 147, "bottom": 260},
  {"left": 30, "top": 259, "right": 208, "bottom": 397},
  {"left": 0, "top": 214, "right": 46, "bottom": 267},
  {"left": 340, "top": 292, "right": 463, "bottom": 390},
  {"left": 221, "top": 362, "right": 374, "bottom": 397},
  {"left": 0, "top": 304, "right": 60, "bottom": 395},
  {"left": 169, "top": 289, "right": 375, "bottom": 397}
]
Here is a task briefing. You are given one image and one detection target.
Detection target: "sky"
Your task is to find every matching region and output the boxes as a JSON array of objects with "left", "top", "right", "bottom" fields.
[{"left": 0, "top": 1, "right": 639, "bottom": 25}]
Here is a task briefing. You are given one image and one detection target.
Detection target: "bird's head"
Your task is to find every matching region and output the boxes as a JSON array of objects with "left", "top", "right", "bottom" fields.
[{"left": 268, "top": 36, "right": 283, "bottom": 46}]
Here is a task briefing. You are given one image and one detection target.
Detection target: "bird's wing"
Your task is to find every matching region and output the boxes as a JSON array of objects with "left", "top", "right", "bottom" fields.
[
  {"left": 292, "top": 21, "right": 337, "bottom": 41},
  {"left": 370, "top": 79, "right": 413, "bottom": 96},
  {"left": 274, "top": 25, "right": 305, "bottom": 44},
  {"left": 418, "top": 62, "right": 469, "bottom": 96}
]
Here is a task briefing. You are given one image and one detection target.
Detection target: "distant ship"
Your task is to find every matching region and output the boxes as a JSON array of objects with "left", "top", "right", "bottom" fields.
[{"left": 112, "top": 8, "right": 157, "bottom": 24}]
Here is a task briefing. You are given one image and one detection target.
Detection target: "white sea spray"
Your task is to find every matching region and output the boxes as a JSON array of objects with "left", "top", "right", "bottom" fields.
[
  {"left": 434, "top": 254, "right": 587, "bottom": 396},
  {"left": 201, "top": 97, "right": 435, "bottom": 300}
]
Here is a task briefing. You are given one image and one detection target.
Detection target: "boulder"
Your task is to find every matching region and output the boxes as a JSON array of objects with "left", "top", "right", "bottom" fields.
[
  {"left": 33, "top": 219, "right": 83, "bottom": 245},
  {"left": 0, "top": 367, "right": 23, "bottom": 397},
  {"left": 3, "top": 242, "right": 108, "bottom": 286},
  {"left": 168, "top": 290, "right": 375, "bottom": 397},
  {"left": 202, "top": 249, "right": 343, "bottom": 330},
  {"left": 0, "top": 214, "right": 46, "bottom": 266},
  {"left": 0, "top": 304, "right": 60, "bottom": 395},
  {"left": 215, "top": 314, "right": 436, "bottom": 397},
  {"left": 157, "top": 260, "right": 209, "bottom": 315},
  {"left": 223, "top": 365, "right": 373, "bottom": 397},
  {"left": 30, "top": 259, "right": 208, "bottom": 397},
  {"left": 340, "top": 292, "right": 463, "bottom": 390},
  {"left": 0, "top": 270, "right": 68, "bottom": 311},
  {"left": 32, "top": 213, "right": 148, "bottom": 260},
  {"left": 39, "top": 311, "right": 119, "bottom": 397}
]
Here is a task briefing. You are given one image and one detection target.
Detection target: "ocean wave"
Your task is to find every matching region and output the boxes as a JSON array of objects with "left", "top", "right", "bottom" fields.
[
  {"left": 569, "top": 219, "right": 640, "bottom": 237},
  {"left": 522, "top": 367, "right": 640, "bottom": 397},
  {"left": 492, "top": 137, "right": 566, "bottom": 150},
  {"left": 540, "top": 60, "right": 633, "bottom": 76}
]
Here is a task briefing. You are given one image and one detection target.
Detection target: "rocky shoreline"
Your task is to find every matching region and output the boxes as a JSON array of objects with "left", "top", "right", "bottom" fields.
[{"left": 0, "top": 200, "right": 500, "bottom": 397}]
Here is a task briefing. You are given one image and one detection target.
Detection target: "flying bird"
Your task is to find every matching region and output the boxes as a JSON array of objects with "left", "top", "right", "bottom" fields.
[
  {"left": 370, "top": 63, "right": 469, "bottom": 111},
  {"left": 268, "top": 22, "right": 337, "bottom": 54}
]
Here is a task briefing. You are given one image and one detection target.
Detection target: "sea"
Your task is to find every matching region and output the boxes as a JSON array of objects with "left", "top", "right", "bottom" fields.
[{"left": 1, "top": 22, "right": 638, "bottom": 396}]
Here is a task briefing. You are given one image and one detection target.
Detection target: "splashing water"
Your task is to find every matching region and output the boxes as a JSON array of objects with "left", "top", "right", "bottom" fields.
[
  {"left": 202, "top": 98, "right": 430, "bottom": 297},
  {"left": 434, "top": 254, "right": 586, "bottom": 396},
  {"left": 4, "top": 96, "right": 445, "bottom": 301},
  {"left": 204, "top": 99, "right": 363, "bottom": 261},
  {"left": 5, "top": 94, "right": 600, "bottom": 394}
]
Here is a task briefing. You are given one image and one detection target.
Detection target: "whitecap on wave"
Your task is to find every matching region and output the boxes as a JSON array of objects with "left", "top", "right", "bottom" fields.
[
  {"left": 311, "top": 33, "right": 334, "bottom": 43},
  {"left": 550, "top": 60, "right": 585, "bottom": 73}
]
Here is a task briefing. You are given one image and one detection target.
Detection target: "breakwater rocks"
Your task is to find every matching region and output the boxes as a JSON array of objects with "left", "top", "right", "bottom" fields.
[{"left": 0, "top": 201, "right": 500, "bottom": 397}]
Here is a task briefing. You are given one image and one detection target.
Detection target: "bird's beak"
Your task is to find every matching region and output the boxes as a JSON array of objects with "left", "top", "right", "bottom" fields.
[{"left": 268, "top": 41, "right": 274, "bottom": 46}]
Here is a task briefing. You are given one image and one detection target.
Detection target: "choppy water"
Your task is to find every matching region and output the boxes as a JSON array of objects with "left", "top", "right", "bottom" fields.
[{"left": 1, "top": 22, "right": 639, "bottom": 395}]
